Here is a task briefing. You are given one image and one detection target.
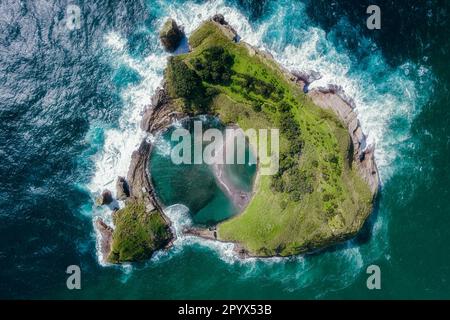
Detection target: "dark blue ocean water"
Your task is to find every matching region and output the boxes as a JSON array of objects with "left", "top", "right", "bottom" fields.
[{"left": 0, "top": 0, "right": 449, "bottom": 299}]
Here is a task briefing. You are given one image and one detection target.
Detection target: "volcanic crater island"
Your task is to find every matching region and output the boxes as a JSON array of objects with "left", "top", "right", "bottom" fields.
[{"left": 95, "top": 16, "right": 379, "bottom": 264}]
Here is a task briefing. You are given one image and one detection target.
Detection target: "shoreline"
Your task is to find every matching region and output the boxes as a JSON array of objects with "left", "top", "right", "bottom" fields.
[
  {"left": 95, "top": 16, "right": 380, "bottom": 262},
  {"left": 211, "top": 125, "right": 254, "bottom": 212}
]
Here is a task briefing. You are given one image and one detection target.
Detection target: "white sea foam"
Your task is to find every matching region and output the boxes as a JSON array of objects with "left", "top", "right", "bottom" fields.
[
  {"left": 88, "top": 33, "right": 165, "bottom": 193},
  {"left": 153, "top": 133, "right": 173, "bottom": 157},
  {"left": 88, "top": 30, "right": 167, "bottom": 264},
  {"left": 156, "top": 204, "right": 238, "bottom": 264}
]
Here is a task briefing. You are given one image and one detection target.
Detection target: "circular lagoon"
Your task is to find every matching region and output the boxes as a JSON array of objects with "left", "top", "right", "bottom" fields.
[{"left": 149, "top": 116, "right": 257, "bottom": 226}]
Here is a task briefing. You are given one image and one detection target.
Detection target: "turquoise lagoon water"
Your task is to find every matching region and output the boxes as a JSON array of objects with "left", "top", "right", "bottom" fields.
[{"left": 150, "top": 116, "right": 257, "bottom": 225}]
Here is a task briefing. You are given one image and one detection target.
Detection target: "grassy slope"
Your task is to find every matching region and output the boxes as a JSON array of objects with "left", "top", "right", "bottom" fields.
[
  {"left": 108, "top": 201, "right": 172, "bottom": 263},
  {"left": 170, "top": 21, "right": 372, "bottom": 256}
]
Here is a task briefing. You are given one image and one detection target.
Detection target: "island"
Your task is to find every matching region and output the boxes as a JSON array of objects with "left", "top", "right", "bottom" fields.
[{"left": 95, "top": 15, "right": 379, "bottom": 263}]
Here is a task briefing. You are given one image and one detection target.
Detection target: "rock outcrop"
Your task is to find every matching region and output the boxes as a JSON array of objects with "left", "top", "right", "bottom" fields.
[
  {"left": 127, "top": 141, "right": 156, "bottom": 213},
  {"left": 95, "top": 189, "right": 113, "bottom": 206},
  {"left": 159, "top": 18, "right": 184, "bottom": 52},
  {"left": 98, "top": 87, "right": 182, "bottom": 263},
  {"left": 95, "top": 218, "right": 113, "bottom": 263},
  {"left": 141, "top": 87, "right": 185, "bottom": 134},
  {"left": 291, "top": 69, "right": 322, "bottom": 86},
  {"left": 95, "top": 87, "right": 184, "bottom": 263},
  {"left": 210, "top": 14, "right": 239, "bottom": 42},
  {"left": 185, "top": 226, "right": 217, "bottom": 240},
  {"left": 115, "top": 176, "right": 130, "bottom": 200},
  {"left": 184, "top": 226, "right": 250, "bottom": 258},
  {"left": 128, "top": 85, "right": 186, "bottom": 225}
]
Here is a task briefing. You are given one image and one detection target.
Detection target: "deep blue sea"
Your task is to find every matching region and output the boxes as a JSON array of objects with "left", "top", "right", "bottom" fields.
[{"left": 1, "top": 0, "right": 449, "bottom": 299}]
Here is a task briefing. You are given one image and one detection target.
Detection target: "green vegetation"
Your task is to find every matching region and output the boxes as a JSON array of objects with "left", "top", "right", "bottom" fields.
[
  {"left": 270, "top": 101, "right": 309, "bottom": 202},
  {"left": 193, "top": 46, "right": 234, "bottom": 84},
  {"left": 166, "top": 57, "right": 208, "bottom": 113},
  {"left": 165, "top": 21, "right": 373, "bottom": 256},
  {"left": 108, "top": 201, "right": 171, "bottom": 263}
]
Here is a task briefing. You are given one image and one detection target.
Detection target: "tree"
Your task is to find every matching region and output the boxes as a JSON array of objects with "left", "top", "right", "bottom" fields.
[
  {"left": 167, "top": 57, "right": 204, "bottom": 100},
  {"left": 193, "top": 46, "right": 234, "bottom": 84}
]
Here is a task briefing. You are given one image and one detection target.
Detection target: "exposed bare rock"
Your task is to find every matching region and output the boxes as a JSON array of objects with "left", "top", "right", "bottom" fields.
[
  {"left": 184, "top": 226, "right": 217, "bottom": 240},
  {"left": 210, "top": 15, "right": 239, "bottom": 42},
  {"left": 141, "top": 87, "right": 185, "bottom": 134},
  {"left": 115, "top": 176, "right": 130, "bottom": 200},
  {"left": 127, "top": 140, "right": 156, "bottom": 213},
  {"left": 233, "top": 244, "right": 250, "bottom": 259},
  {"left": 212, "top": 14, "right": 227, "bottom": 25},
  {"left": 95, "top": 189, "right": 113, "bottom": 206},
  {"left": 291, "top": 69, "right": 322, "bottom": 86},
  {"left": 184, "top": 226, "right": 249, "bottom": 258},
  {"left": 95, "top": 218, "right": 113, "bottom": 263},
  {"left": 130, "top": 86, "right": 186, "bottom": 224},
  {"left": 159, "top": 18, "right": 184, "bottom": 52}
]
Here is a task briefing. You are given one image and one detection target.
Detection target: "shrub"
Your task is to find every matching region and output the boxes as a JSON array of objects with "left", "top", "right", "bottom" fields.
[
  {"left": 279, "top": 112, "right": 301, "bottom": 140},
  {"left": 108, "top": 201, "right": 171, "bottom": 263},
  {"left": 251, "top": 102, "right": 262, "bottom": 112},
  {"left": 193, "top": 46, "right": 234, "bottom": 84},
  {"left": 270, "top": 173, "right": 284, "bottom": 192},
  {"left": 238, "top": 74, "right": 277, "bottom": 100},
  {"left": 167, "top": 57, "right": 204, "bottom": 100}
]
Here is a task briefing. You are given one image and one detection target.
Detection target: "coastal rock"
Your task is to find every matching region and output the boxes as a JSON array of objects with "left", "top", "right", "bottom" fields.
[
  {"left": 95, "top": 189, "right": 113, "bottom": 206},
  {"left": 234, "top": 244, "right": 250, "bottom": 259},
  {"left": 95, "top": 218, "right": 113, "bottom": 263},
  {"left": 183, "top": 228, "right": 250, "bottom": 259},
  {"left": 184, "top": 227, "right": 217, "bottom": 240},
  {"left": 116, "top": 176, "right": 130, "bottom": 200},
  {"left": 159, "top": 18, "right": 184, "bottom": 52},
  {"left": 291, "top": 69, "right": 322, "bottom": 85},
  {"left": 127, "top": 141, "right": 154, "bottom": 209},
  {"left": 211, "top": 14, "right": 227, "bottom": 25},
  {"left": 152, "top": 87, "right": 169, "bottom": 108},
  {"left": 141, "top": 87, "right": 184, "bottom": 134},
  {"left": 359, "top": 144, "right": 379, "bottom": 192},
  {"left": 210, "top": 15, "right": 239, "bottom": 42},
  {"left": 136, "top": 108, "right": 183, "bottom": 208},
  {"left": 123, "top": 85, "right": 189, "bottom": 262},
  {"left": 107, "top": 93, "right": 179, "bottom": 263}
]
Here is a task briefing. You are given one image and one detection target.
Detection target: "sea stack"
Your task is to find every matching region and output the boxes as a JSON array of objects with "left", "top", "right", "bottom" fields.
[{"left": 159, "top": 18, "right": 184, "bottom": 52}]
